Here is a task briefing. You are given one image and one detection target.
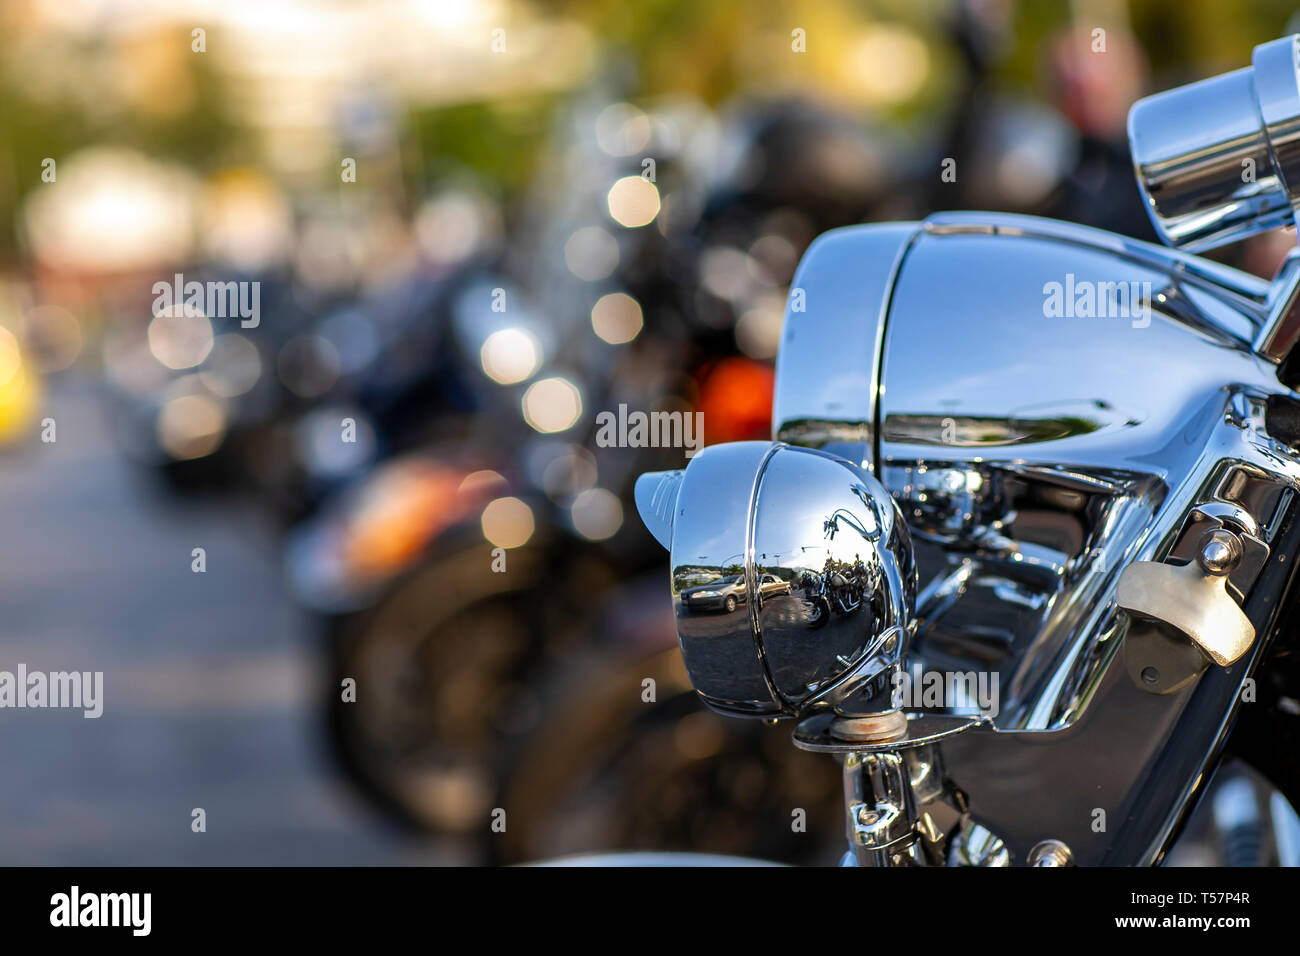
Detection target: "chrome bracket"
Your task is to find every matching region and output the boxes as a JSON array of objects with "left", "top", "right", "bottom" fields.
[{"left": 1119, "top": 500, "right": 1268, "bottom": 692}]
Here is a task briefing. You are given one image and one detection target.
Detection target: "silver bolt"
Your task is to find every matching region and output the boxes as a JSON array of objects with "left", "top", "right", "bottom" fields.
[
  {"left": 1027, "top": 839, "right": 1074, "bottom": 867},
  {"left": 1197, "top": 529, "right": 1242, "bottom": 576}
]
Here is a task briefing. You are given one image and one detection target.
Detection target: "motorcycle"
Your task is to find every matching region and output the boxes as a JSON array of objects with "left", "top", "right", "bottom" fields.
[
  {"left": 632, "top": 35, "right": 1300, "bottom": 866},
  {"left": 292, "top": 90, "right": 901, "bottom": 861},
  {"left": 801, "top": 556, "right": 872, "bottom": 629}
]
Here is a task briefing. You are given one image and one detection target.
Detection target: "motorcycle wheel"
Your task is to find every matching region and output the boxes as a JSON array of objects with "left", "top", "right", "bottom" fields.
[
  {"left": 807, "top": 596, "right": 830, "bottom": 629},
  {"left": 498, "top": 648, "right": 844, "bottom": 864},
  {"left": 325, "top": 536, "right": 615, "bottom": 856}
]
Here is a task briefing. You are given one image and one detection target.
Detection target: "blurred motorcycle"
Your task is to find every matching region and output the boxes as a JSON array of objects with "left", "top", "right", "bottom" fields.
[{"left": 294, "top": 88, "right": 913, "bottom": 860}]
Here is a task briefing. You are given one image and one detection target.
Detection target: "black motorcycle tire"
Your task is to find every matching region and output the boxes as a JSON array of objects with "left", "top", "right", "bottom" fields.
[{"left": 807, "top": 596, "right": 830, "bottom": 629}]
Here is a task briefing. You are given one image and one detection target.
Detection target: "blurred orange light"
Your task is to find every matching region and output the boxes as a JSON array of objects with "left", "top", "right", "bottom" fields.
[
  {"left": 344, "top": 460, "right": 486, "bottom": 579},
  {"left": 695, "top": 357, "right": 775, "bottom": 444}
]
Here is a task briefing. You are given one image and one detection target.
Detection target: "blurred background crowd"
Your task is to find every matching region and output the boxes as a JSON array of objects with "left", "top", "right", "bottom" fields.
[{"left": 1, "top": 0, "right": 1297, "bottom": 865}]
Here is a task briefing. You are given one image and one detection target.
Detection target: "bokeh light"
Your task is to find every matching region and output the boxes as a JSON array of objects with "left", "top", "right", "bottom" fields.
[
  {"left": 481, "top": 496, "right": 535, "bottom": 549},
  {"left": 415, "top": 190, "right": 503, "bottom": 267},
  {"left": 0, "top": 326, "right": 37, "bottom": 444},
  {"left": 541, "top": 445, "right": 597, "bottom": 500},
  {"left": 458, "top": 469, "right": 509, "bottom": 497},
  {"left": 148, "top": 308, "right": 214, "bottom": 370},
  {"left": 277, "top": 334, "right": 341, "bottom": 398},
  {"left": 735, "top": 293, "right": 786, "bottom": 359},
  {"left": 22, "top": 148, "right": 198, "bottom": 271},
  {"left": 156, "top": 392, "right": 227, "bottom": 460},
  {"left": 563, "top": 226, "right": 619, "bottom": 281},
  {"left": 480, "top": 328, "right": 541, "bottom": 384},
  {"left": 595, "top": 102, "right": 652, "bottom": 156},
  {"left": 570, "top": 487, "right": 623, "bottom": 541},
  {"left": 590, "top": 292, "right": 643, "bottom": 344},
  {"left": 200, "top": 168, "right": 293, "bottom": 270},
  {"left": 606, "top": 176, "right": 660, "bottom": 228},
  {"left": 521, "top": 376, "right": 582, "bottom": 433},
  {"left": 846, "top": 26, "right": 931, "bottom": 105},
  {"left": 199, "top": 334, "right": 262, "bottom": 398}
]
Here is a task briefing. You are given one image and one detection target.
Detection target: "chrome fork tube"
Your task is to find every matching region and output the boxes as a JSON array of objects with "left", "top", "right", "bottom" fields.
[{"left": 840, "top": 750, "right": 929, "bottom": 866}]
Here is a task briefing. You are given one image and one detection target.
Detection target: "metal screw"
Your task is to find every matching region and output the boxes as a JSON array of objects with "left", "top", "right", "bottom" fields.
[
  {"left": 1027, "top": 839, "right": 1074, "bottom": 867},
  {"left": 1197, "top": 529, "right": 1242, "bottom": 576}
]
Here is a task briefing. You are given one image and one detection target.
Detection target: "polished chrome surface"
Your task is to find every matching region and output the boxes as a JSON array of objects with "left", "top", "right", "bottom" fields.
[
  {"left": 792, "top": 712, "right": 986, "bottom": 753},
  {"left": 771, "top": 223, "right": 917, "bottom": 468},
  {"left": 634, "top": 440, "right": 917, "bottom": 718},
  {"left": 1026, "top": 839, "right": 1074, "bottom": 867},
  {"left": 855, "top": 210, "right": 1300, "bottom": 863},
  {"left": 839, "top": 744, "right": 961, "bottom": 867},
  {"left": 947, "top": 823, "right": 1011, "bottom": 867},
  {"left": 1128, "top": 35, "right": 1300, "bottom": 253},
  {"left": 841, "top": 751, "right": 923, "bottom": 866},
  {"left": 1257, "top": 248, "right": 1300, "bottom": 361},
  {"left": 637, "top": 37, "right": 1300, "bottom": 866},
  {"left": 777, "top": 211, "right": 1300, "bottom": 863}
]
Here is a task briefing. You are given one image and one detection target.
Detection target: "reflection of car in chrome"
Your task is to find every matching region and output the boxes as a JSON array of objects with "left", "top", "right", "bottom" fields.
[
  {"left": 757, "top": 573, "right": 793, "bottom": 605},
  {"left": 681, "top": 575, "right": 744, "bottom": 613},
  {"left": 681, "top": 574, "right": 789, "bottom": 613}
]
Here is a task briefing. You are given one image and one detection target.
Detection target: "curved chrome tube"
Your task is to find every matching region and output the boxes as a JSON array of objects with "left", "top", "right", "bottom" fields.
[{"left": 1130, "top": 35, "right": 1300, "bottom": 252}]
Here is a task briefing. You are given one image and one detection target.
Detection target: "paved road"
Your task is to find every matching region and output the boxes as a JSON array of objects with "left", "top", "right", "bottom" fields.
[{"left": 0, "top": 378, "right": 453, "bottom": 864}]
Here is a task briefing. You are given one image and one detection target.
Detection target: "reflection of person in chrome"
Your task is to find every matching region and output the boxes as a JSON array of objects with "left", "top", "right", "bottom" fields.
[{"left": 800, "top": 567, "right": 830, "bottom": 629}]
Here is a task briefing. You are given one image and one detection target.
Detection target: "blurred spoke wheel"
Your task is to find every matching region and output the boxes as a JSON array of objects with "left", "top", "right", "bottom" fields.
[
  {"left": 500, "top": 649, "right": 843, "bottom": 864},
  {"left": 328, "top": 542, "right": 549, "bottom": 848}
]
